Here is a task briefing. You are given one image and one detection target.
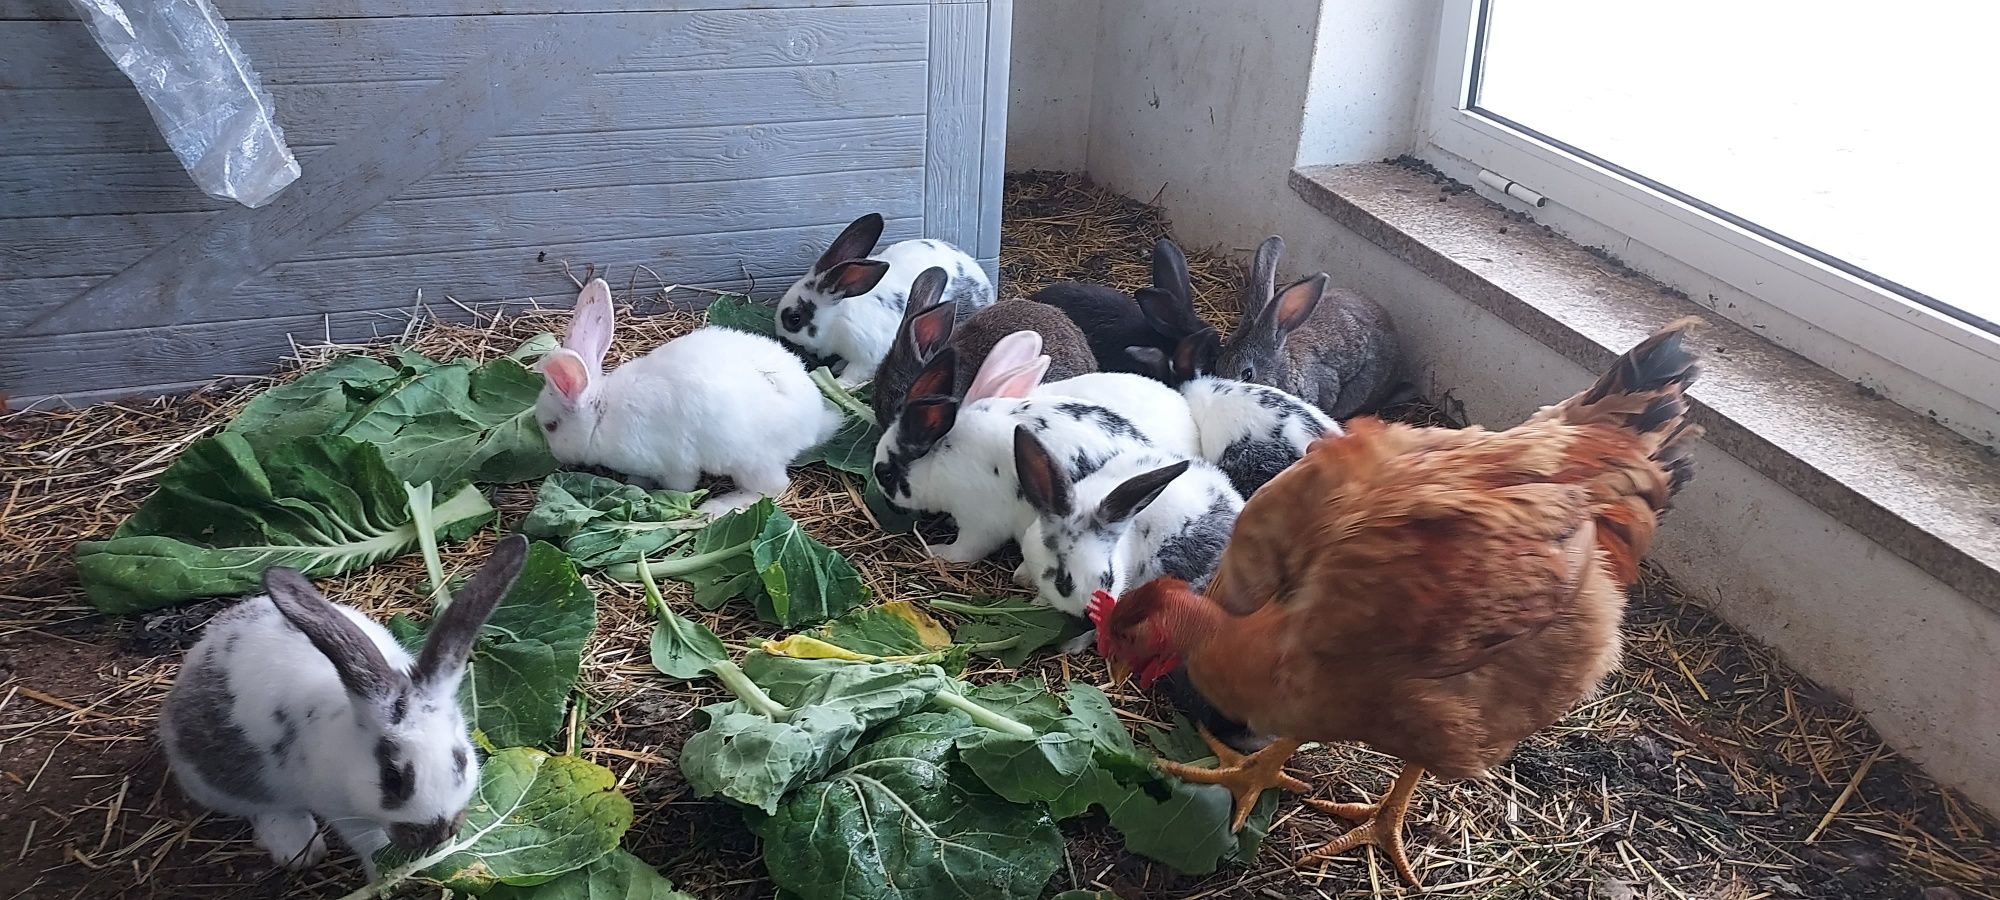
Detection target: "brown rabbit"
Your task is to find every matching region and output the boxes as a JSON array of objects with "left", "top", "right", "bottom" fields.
[
  {"left": 1213, "top": 236, "right": 1405, "bottom": 419},
  {"left": 870, "top": 286, "right": 1096, "bottom": 427}
]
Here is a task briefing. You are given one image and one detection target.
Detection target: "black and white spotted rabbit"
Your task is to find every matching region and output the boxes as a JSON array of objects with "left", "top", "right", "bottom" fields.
[{"left": 158, "top": 536, "right": 527, "bottom": 876}]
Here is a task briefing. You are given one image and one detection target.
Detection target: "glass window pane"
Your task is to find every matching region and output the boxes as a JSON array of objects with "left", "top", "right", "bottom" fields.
[{"left": 1475, "top": 1, "right": 1995, "bottom": 330}]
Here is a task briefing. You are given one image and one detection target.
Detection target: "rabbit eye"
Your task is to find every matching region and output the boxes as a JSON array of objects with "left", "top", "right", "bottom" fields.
[
  {"left": 1238, "top": 364, "right": 1255, "bottom": 381},
  {"left": 781, "top": 307, "right": 806, "bottom": 332},
  {"left": 542, "top": 420, "right": 559, "bottom": 433}
]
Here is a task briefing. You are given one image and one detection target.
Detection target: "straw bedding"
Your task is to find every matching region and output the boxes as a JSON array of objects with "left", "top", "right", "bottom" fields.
[{"left": 0, "top": 172, "right": 1994, "bottom": 899}]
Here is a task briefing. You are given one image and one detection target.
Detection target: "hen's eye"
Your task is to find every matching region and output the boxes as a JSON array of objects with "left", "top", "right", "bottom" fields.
[{"left": 781, "top": 307, "right": 805, "bottom": 332}]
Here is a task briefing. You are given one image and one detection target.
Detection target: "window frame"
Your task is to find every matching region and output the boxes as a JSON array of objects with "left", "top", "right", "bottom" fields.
[{"left": 1418, "top": 0, "right": 2000, "bottom": 434}]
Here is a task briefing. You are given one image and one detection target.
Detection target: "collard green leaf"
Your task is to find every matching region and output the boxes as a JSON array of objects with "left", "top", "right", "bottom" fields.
[
  {"left": 794, "top": 416, "right": 878, "bottom": 474},
  {"left": 955, "top": 683, "right": 1125, "bottom": 806},
  {"left": 485, "top": 849, "right": 695, "bottom": 900},
  {"left": 753, "top": 712, "right": 1063, "bottom": 900},
  {"left": 379, "top": 748, "right": 632, "bottom": 893},
  {"left": 521, "top": 472, "right": 704, "bottom": 569},
  {"left": 225, "top": 355, "right": 408, "bottom": 446},
  {"left": 862, "top": 475, "right": 917, "bottom": 534},
  {"left": 76, "top": 434, "right": 493, "bottom": 614},
  {"left": 703, "top": 294, "right": 778, "bottom": 339},
  {"left": 751, "top": 503, "right": 868, "bottom": 627},
  {"left": 395, "top": 542, "right": 597, "bottom": 749},
  {"left": 933, "top": 597, "right": 1084, "bottom": 666},
  {"left": 340, "top": 355, "right": 557, "bottom": 487},
  {"left": 644, "top": 558, "right": 729, "bottom": 681},
  {"left": 679, "top": 657, "right": 949, "bottom": 813},
  {"left": 760, "top": 601, "right": 960, "bottom": 671}
]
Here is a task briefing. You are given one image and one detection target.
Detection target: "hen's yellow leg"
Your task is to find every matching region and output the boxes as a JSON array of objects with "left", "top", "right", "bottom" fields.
[
  {"left": 1301, "top": 763, "right": 1426, "bottom": 888},
  {"left": 1154, "top": 729, "right": 1308, "bottom": 832}
]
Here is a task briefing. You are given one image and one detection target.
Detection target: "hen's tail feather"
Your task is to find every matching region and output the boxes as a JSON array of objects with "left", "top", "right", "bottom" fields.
[{"left": 1540, "top": 317, "right": 1706, "bottom": 503}]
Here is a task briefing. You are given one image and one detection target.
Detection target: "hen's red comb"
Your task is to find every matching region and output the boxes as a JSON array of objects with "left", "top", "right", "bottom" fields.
[{"left": 1087, "top": 590, "right": 1116, "bottom": 628}]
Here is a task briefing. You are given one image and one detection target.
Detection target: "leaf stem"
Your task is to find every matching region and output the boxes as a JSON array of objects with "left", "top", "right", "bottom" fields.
[
  {"left": 932, "top": 689, "right": 1036, "bottom": 739},
  {"left": 710, "top": 658, "right": 792, "bottom": 721},
  {"left": 402, "top": 481, "right": 452, "bottom": 609},
  {"left": 810, "top": 366, "right": 877, "bottom": 427},
  {"left": 603, "top": 539, "right": 756, "bottom": 583},
  {"left": 929, "top": 598, "right": 1044, "bottom": 617}
]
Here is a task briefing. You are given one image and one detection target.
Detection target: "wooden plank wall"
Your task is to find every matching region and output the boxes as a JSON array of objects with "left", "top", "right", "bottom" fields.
[{"left": 0, "top": 0, "right": 1011, "bottom": 405}]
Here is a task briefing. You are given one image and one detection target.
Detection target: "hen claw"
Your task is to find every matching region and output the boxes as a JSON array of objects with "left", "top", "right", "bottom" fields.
[
  {"left": 1299, "top": 763, "right": 1428, "bottom": 888},
  {"left": 1154, "top": 728, "right": 1307, "bottom": 832}
]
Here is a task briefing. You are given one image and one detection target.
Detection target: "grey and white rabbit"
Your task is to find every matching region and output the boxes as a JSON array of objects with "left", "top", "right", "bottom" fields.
[
  {"left": 869, "top": 277, "right": 1096, "bottom": 429},
  {"left": 775, "top": 213, "right": 995, "bottom": 387},
  {"left": 159, "top": 536, "right": 529, "bottom": 877},
  {"left": 1011, "top": 427, "right": 1243, "bottom": 617},
  {"left": 1212, "top": 235, "right": 1405, "bottom": 419},
  {"left": 1129, "top": 268, "right": 1340, "bottom": 498}
]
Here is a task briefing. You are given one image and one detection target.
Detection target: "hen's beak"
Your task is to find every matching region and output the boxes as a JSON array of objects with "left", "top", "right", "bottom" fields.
[{"left": 1107, "top": 658, "right": 1132, "bottom": 687}]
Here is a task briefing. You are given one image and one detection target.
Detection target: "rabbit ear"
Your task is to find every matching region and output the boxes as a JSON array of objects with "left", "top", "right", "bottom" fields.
[
  {"left": 1270, "top": 273, "right": 1328, "bottom": 337},
  {"left": 908, "top": 266, "right": 950, "bottom": 309},
  {"left": 264, "top": 567, "right": 403, "bottom": 705},
  {"left": 898, "top": 396, "right": 960, "bottom": 450},
  {"left": 1013, "top": 425, "right": 1074, "bottom": 519},
  {"left": 972, "top": 355, "right": 1048, "bottom": 401},
  {"left": 1172, "top": 330, "right": 1220, "bottom": 380},
  {"left": 824, "top": 260, "right": 892, "bottom": 299},
  {"left": 413, "top": 534, "right": 528, "bottom": 691},
  {"left": 814, "top": 213, "right": 886, "bottom": 273},
  {"left": 1095, "top": 460, "right": 1191, "bottom": 525},
  {"left": 1240, "top": 236, "right": 1284, "bottom": 320},
  {"left": 565, "top": 279, "right": 615, "bottom": 366},
  {"left": 966, "top": 331, "right": 1042, "bottom": 400},
  {"left": 541, "top": 349, "right": 593, "bottom": 404},
  {"left": 1133, "top": 287, "right": 1195, "bottom": 336},
  {"left": 906, "top": 300, "right": 958, "bottom": 361},
  {"left": 1151, "top": 239, "right": 1192, "bottom": 304},
  {"left": 1125, "top": 346, "right": 1171, "bottom": 380},
  {"left": 909, "top": 346, "right": 959, "bottom": 402}
]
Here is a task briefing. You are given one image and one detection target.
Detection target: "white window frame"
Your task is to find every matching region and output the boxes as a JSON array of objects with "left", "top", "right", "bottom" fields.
[{"left": 1418, "top": 0, "right": 2000, "bottom": 445}]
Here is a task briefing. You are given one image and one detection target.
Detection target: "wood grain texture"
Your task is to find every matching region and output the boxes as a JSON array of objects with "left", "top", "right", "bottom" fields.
[
  {"left": 5, "top": 167, "right": 924, "bottom": 323},
  {"left": 5, "top": 60, "right": 927, "bottom": 157},
  {"left": 924, "top": 2, "right": 984, "bottom": 255},
  {"left": 977, "top": 0, "right": 1012, "bottom": 264},
  {"left": 18, "top": 18, "right": 674, "bottom": 339},
  {"left": 0, "top": 116, "right": 925, "bottom": 220},
  {"left": 1, "top": 218, "right": 926, "bottom": 400},
  {"left": 0, "top": 0, "right": 925, "bottom": 21},
  {"left": 1, "top": 6, "right": 925, "bottom": 90}
]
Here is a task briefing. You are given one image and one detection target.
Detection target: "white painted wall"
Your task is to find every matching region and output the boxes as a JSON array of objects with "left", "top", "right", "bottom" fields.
[
  {"left": 1002, "top": 0, "right": 2000, "bottom": 814},
  {"left": 1005, "top": 0, "right": 1099, "bottom": 171}
]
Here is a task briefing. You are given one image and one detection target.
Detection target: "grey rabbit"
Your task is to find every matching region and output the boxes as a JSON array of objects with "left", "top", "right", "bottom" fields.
[{"left": 1213, "top": 236, "right": 1406, "bottom": 419}]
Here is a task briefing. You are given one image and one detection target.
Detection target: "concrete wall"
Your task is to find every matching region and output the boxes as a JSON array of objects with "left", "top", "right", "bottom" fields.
[
  {"left": 1004, "top": 0, "right": 2000, "bottom": 814},
  {"left": 1006, "top": 0, "right": 1098, "bottom": 171}
]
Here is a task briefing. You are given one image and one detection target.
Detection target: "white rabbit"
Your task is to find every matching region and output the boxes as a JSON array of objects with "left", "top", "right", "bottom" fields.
[
  {"left": 871, "top": 343, "right": 1164, "bottom": 563},
  {"left": 774, "top": 213, "right": 995, "bottom": 388},
  {"left": 159, "top": 536, "right": 528, "bottom": 878},
  {"left": 1012, "top": 431, "right": 1243, "bottom": 617},
  {"left": 537, "top": 278, "right": 841, "bottom": 514}
]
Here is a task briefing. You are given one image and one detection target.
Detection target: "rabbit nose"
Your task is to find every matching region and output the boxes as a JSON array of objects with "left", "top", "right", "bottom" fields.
[{"left": 389, "top": 816, "right": 459, "bottom": 850}]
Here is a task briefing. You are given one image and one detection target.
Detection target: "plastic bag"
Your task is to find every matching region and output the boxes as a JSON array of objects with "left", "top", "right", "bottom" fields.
[{"left": 69, "top": 0, "right": 301, "bottom": 208}]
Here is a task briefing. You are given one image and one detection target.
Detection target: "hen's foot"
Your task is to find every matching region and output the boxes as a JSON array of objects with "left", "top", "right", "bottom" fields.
[
  {"left": 1300, "top": 763, "right": 1426, "bottom": 888},
  {"left": 1154, "top": 729, "right": 1307, "bottom": 832}
]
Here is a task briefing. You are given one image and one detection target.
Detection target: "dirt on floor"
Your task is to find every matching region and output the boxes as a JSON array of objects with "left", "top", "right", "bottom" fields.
[{"left": 2, "top": 172, "right": 1997, "bottom": 900}]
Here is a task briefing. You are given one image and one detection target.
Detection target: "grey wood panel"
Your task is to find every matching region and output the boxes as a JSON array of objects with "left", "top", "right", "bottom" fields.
[
  {"left": 4, "top": 167, "right": 924, "bottom": 319},
  {"left": 0, "top": 218, "right": 926, "bottom": 400},
  {"left": 0, "top": 116, "right": 925, "bottom": 220},
  {"left": 976, "top": 0, "right": 1012, "bottom": 263},
  {"left": 1, "top": 6, "right": 925, "bottom": 89},
  {"left": 16, "top": 17, "right": 672, "bottom": 338},
  {"left": 924, "top": 2, "right": 985, "bottom": 256},
  {"left": 6, "top": 60, "right": 927, "bottom": 156},
  {"left": 0, "top": 0, "right": 926, "bottom": 21}
]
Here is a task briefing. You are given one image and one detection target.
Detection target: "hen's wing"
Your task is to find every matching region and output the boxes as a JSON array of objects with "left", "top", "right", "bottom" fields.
[{"left": 1211, "top": 417, "right": 1623, "bottom": 678}]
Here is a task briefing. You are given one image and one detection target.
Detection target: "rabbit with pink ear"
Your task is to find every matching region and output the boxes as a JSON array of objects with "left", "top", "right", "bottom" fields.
[{"left": 536, "top": 278, "right": 841, "bottom": 514}]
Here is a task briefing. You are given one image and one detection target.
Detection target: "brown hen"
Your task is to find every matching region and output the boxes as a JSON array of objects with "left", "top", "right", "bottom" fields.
[{"left": 1089, "top": 318, "right": 1704, "bottom": 886}]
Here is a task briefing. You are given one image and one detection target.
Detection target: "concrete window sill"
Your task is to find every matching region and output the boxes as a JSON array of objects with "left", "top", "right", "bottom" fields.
[{"left": 1291, "top": 162, "right": 2000, "bottom": 612}]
